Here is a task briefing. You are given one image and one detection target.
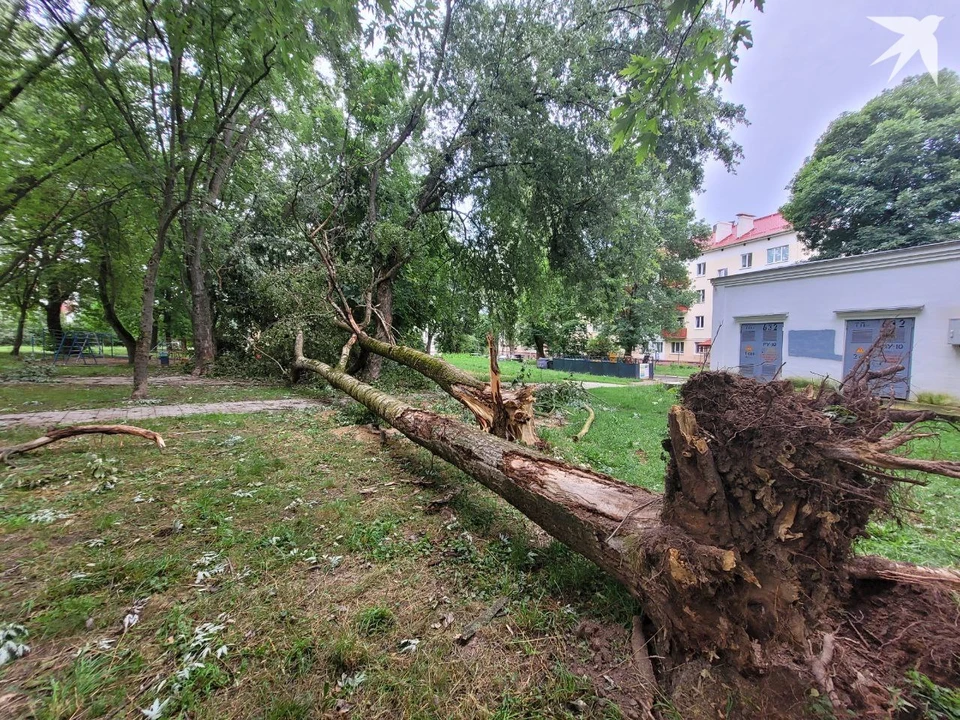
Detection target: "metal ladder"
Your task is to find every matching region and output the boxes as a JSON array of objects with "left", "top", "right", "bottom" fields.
[{"left": 53, "top": 332, "right": 100, "bottom": 364}]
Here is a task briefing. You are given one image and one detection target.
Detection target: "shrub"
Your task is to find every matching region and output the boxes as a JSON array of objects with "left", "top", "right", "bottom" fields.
[
  {"left": 0, "top": 357, "right": 58, "bottom": 383},
  {"left": 585, "top": 335, "right": 616, "bottom": 359},
  {"left": 916, "top": 391, "right": 957, "bottom": 407}
]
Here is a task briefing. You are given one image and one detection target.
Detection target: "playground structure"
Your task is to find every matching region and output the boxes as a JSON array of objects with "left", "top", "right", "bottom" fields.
[{"left": 22, "top": 329, "right": 187, "bottom": 365}]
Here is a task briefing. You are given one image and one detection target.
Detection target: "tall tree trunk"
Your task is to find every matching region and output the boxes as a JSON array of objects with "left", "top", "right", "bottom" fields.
[
  {"left": 97, "top": 257, "right": 136, "bottom": 363},
  {"left": 363, "top": 274, "right": 394, "bottom": 381},
  {"left": 533, "top": 333, "right": 546, "bottom": 359},
  {"left": 44, "top": 283, "right": 67, "bottom": 343},
  {"left": 132, "top": 196, "right": 175, "bottom": 399},
  {"left": 425, "top": 328, "right": 434, "bottom": 356},
  {"left": 183, "top": 216, "right": 216, "bottom": 375},
  {"left": 10, "top": 303, "right": 27, "bottom": 356}
]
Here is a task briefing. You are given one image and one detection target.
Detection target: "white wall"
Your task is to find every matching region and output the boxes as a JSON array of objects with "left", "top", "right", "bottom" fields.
[{"left": 710, "top": 241, "right": 960, "bottom": 398}]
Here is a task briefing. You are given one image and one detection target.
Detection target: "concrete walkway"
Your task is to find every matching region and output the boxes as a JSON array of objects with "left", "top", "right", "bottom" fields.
[
  {"left": 49, "top": 375, "right": 246, "bottom": 387},
  {"left": 0, "top": 399, "right": 323, "bottom": 429}
]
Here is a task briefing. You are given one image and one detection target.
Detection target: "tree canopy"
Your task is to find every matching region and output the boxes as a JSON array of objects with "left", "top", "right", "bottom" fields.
[
  {"left": 782, "top": 71, "right": 960, "bottom": 259},
  {"left": 0, "top": 0, "right": 752, "bottom": 388}
]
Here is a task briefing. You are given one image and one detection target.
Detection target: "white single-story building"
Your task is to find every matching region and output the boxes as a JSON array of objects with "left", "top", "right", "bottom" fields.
[{"left": 709, "top": 240, "right": 960, "bottom": 400}]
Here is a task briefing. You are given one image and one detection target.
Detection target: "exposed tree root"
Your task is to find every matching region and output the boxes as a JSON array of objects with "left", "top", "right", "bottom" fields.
[{"left": 0, "top": 424, "right": 166, "bottom": 463}]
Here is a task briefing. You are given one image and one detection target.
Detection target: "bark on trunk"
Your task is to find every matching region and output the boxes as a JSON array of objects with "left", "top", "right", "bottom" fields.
[
  {"left": 10, "top": 304, "right": 27, "bottom": 356},
  {"left": 363, "top": 274, "right": 394, "bottom": 381},
  {"left": 533, "top": 334, "right": 546, "bottom": 359},
  {"left": 347, "top": 329, "right": 538, "bottom": 445},
  {"left": 294, "top": 334, "right": 663, "bottom": 589},
  {"left": 183, "top": 214, "right": 217, "bottom": 375},
  {"left": 132, "top": 198, "right": 174, "bottom": 399},
  {"left": 97, "top": 257, "right": 137, "bottom": 363},
  {"left": 45, "top": 284, "right": 67, "bottom": 341}
]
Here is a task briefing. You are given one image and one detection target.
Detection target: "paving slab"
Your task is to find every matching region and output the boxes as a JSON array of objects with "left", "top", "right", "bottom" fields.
[{"left": 0, "top": 399, "right": 323, "bottom": 429}]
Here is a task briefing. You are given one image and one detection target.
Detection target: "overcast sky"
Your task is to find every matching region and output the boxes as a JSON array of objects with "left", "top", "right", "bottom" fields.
[{"left": 695, "top": 0, "right": 960, "bottom": 224}]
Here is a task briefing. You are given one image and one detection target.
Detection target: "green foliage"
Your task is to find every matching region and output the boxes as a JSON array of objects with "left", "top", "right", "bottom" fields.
[
  {"left": 0, "top": 355, "right": 57, "bottom": 382},
  {"left": 612, "top": 0, "right": 761, "bottom": 166},
  {"left": 904, "top": 670, "right": 960, "bottom": 719},
  {"left": 783, "top": 71, "right": 960, "bottom": 258},
  {"left": 534, "top": 381, "right": 592, "bottom": 415},
  {"left": 585, "top": 335, "right": 616, "bottom": 359},
  {"left": 915, "top": 392, "right": 957, "bottom": 407}
]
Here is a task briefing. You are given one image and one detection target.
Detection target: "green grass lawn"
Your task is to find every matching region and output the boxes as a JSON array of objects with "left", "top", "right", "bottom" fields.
[
  {"left": 0, "top": 376, "right": 956, "bottom": 718},
  {"left": 0, "top": 382, "right": 316, "bottom": 413},
  {"left": 0, "top": 407, "right": 637, "bottom": 719},
  {"left": 539, "top": 385, "right": 676, "bottom": 491},
  {"left": 0, "top": 350, "right": 160, "bottom": 377}
]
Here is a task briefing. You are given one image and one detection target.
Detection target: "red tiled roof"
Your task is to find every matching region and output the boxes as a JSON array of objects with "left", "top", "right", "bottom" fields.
[
  {"left": 662, "top": 328, "right": 687, "bottom": 340},
  {"left": 695, "top": 339, "right": 713, "bottom": 347},
  {"left": 703, "top": 212, "right": 793, "bottom": 250}
]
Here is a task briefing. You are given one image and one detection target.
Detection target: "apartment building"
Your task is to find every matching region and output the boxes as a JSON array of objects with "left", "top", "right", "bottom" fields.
[{"left": 656, "top": 211, "right": 811, "bottom": 364}]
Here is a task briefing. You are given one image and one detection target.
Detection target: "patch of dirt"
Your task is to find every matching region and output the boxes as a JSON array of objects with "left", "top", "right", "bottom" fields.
[
  {"left": 832, "top": 579, "right": 960, "bottom": 712},
  {"left": 570, "top": 620, "right": 651, "bottom": 720}
]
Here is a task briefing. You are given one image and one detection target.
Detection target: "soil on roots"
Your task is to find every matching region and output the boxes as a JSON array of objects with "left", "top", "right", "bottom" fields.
[
  {"left": 652, "top": 372, "right": 960, "bottom": 717},
  {"left": 833, "top": 579, "right": 960, "bottom": 716}
]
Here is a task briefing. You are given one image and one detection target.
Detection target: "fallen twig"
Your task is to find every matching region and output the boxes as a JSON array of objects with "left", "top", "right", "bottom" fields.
[
  {"left": 0, "top": 424, "right": 165, "bottom": 463},
  {"left": 572, "top": 405, "right": 595, "bottom": 442},
  {"left": 456, "top": 596, "right": 508, "bottom": 645},
  {"left": 631, "top": 616, "right": 658, "bottom": 719}
]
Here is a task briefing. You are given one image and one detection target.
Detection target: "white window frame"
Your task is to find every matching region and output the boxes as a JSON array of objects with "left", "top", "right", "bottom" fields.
[
  {"left": 767, "top": 245, "right": 789, "bottom": 264},
  {"left": 695, "top": 262, "right": 706, "bottom": 276},
  {"left": 695, "top": 316, "right": 705, "bottom": 329},
  {"left": 741, "top": 252, "right": 753, "bottom": 269},
  {"left": 670, "top": 341, "right": 685, "bottom": 355},
  {"left": 717, "top": 268, "right": 728, "bottom": 278},
  {"left": 696, "top": 289, "right": 706, "bottom": 303},
  {"left": 695, "top": 343, "right": 710, "bottom": 355}
]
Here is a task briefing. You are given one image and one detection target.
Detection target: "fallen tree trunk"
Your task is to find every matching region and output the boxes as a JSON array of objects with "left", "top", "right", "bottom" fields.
[
  {"left": 0, "top": 424, "right": 166, "bottom": 462},
  {"left": 295, "top": 333, "right": 960, "bottom": 717},
  {"left": 345, "top": 327, "right": 538, "bottom": 444}
]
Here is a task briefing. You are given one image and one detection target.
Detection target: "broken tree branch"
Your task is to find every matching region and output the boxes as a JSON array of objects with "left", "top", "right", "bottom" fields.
[
  {"left": 0, "top": 424, "right": 166, "bottom": 462},
  {"left": 573, "top": 405, "right": 595, "bottom": 443}
]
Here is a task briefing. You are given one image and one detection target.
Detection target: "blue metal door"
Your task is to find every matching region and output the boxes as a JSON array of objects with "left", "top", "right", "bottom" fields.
[
  {"left": 739, "top": 322, "right": 783, "bottom": 380},
  {"left": 842, "top": 318, "right": 914, "bottom": 399}
]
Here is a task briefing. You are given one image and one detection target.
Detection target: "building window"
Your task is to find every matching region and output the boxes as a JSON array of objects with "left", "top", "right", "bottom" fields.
[
  {"left": 717, "top": 268, "right": 728, "bottom": 278},
  {"left": 741, "top": 252, "right": 753, "bottom": 268},
  {"left": 670, "top": 341, "right": 685, "bottom": 354},
  {"left": 695, "top": 316, "right": 705, "bottom": 329},
  {"left": 696, "top": 262, "right": 706, "bottom": 276},
  {"left": 696, "top": 289, "right": 706, "bottom": 303},
  {"left": 648, "top": 341, "right": 663, "bottom": 354},
  {"left": 695, "top": 343, "right": 710, "bottom": 355},
  {"left": 767, "top": 245, "right": 789, "bottom": 264}
]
